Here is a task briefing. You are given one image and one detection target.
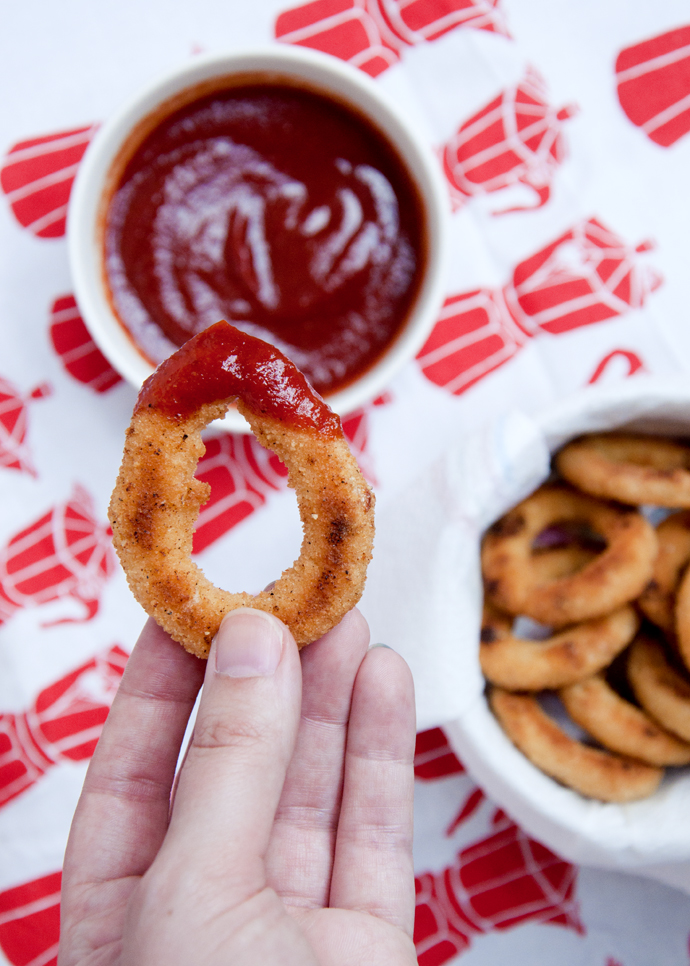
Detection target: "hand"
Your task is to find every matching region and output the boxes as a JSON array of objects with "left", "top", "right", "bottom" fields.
[{"left": 59, "top": 607, "right": 417, "bottom": 965}]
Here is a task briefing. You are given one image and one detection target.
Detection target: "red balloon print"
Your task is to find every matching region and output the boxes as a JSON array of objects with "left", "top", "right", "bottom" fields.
[
  {"left": 445, "top": 787, "right": 486, "bottom": 836},
  {"left": 0, "top": 485, "right": 115, "bottom": 627},
  {"left": 0, "top": 645, "right": 127, "bottom": 809},
  {"left": 0, "top": 871, "right": 61, "bottom": 966},
  {"left": 616, "top": 25, "right": 690, "bottom": 147},
  {"left": 414, "top": 811, "right": 582, "bottom": 965},
  {"left": 275, "top": 0, "right": 508, "bottom": 78},
  {"left": 417, "top": 217, "right": 661, "bottom": 396},
  {"left": 49, "top": 295, "right": 122, "bottom": 393},
  {"left": 442, "top": 68, "right": 577, "bottom": 213},
  {"left": 1, "top": 125, "right": 98, "bottom": 238},
  {"left": 417, "top": 287, "right": 528, "bottom": 396},
  {"left": 588, "top": 348, "right": 646, "bottom": 384},
  {"left": 414, "top": 726, "right": 465, "bottom": 780},
  {"left": 0, "top": 377, "right": 51, "bottom": 477}
]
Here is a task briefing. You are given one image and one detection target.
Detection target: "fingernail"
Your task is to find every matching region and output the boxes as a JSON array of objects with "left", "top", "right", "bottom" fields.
[
  {"left": 214, "top": 609, "right": 284, "bottom": 678},
  {"left": 370, "top": 643, "right": 392, "bottom": 649}
]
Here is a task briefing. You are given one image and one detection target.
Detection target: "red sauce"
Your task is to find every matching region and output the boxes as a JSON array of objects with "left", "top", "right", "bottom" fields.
[
  {"left": 135, "top": 320, "right": 341, "bottom": 435},
  {"left": 105, "top": 82, "right": 424, "bottom": 396}
]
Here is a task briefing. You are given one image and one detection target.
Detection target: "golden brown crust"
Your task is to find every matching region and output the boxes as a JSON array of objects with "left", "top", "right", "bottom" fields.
[
  {"left": 674, "top": 565, "right": 690, "bottom": 673},
  {"left": 480, "top": 604, "right": 638, "bottom": 691},
  {"left": 628, "top": 634, "right": 690, "bottom": 743},
  {"left": 529, "top": 544, "right": 599, "bottom": 583},
  {"left": 109, "top": 397, "right": 375, "bottom": 657},
  {"left": 559, "top": 673, "right": 690, "bottom": 767},
  {"left": 481, "top": 485, "right": 658, "bottom": 627},
  {"left": 638, "top": 510, "right": 690, "bottom": 636},
  {"left": 556, "top": 433, "right": 690, "bottom": 507},
  {"left": 489, "top": 688, "right": 663, "bottom": 802}
]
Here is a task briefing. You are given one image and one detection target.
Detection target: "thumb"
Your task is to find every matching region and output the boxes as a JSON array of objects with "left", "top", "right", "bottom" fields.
[{"left": 160, "top": 607, "right": 302, "bottom": 901}]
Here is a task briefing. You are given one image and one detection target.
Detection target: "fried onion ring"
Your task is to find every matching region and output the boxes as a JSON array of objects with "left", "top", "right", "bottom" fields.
[
  {"left": 559, "top": 673, "right": 690, "bottom": 767},
  {"left": 109, "top": 321, "right": 375, "bottom": 658},
  {"left": 638, "top": 510, "right": 690, "bottom": 636},
  {"left": 480, "top": 603, "right": 638, "bottom": 691},
  {"left": 556, "top": 433, "right": 690, "bottom": 507},
  {"left": 482, "top": 485, "right": 657, "bottom": 627},
  {"left": 628, "top": 634, "right": 690, "bottom": 743},
  {"left": 673, "top": 564, "right": 690, "bottom": 672},
  {"left": 530, "top": 544, "right": 599, "bottom": 582},
  {"left": 489, "top": 688, "right": 663, "bottom": 802}
]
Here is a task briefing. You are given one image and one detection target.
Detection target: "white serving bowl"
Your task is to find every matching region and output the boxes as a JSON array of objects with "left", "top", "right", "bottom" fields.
[
  {"left": 67, "top": 45, "right": 449, "bottom": 432},
  {"left": 445, "top": 378, "right": 690, "bottom": 875}
]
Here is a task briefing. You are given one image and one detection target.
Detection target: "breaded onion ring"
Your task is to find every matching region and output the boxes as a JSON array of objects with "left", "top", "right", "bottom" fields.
[
  {"left": 530, "top": 544, "right": 599, "bottom": 582},
  {"left": 674, "top": 564, "right": 690, "bottom": 672},
  {"left": 480, "top": 603, "right": 638, "bottom": 691},
  {"left": 628, "top": 634, "right": 690, "bottom": 743},
  {"left": 109, "top": 321, "right": 375, "bottom": 658},
  {"left": 482, "top": 485, "right": 657, "bottom": 627},
  {"left": 638, "top": 510, "right": 690, "bottom": 636},
  {"left": 556, "top": 433, "right": 690, "bottom": 507},
  {"left": 489, "top": 688, "right": 663, "bottom": 802},
  {"left": 559, "top": 674, "right": 690, "bottom": 767}
]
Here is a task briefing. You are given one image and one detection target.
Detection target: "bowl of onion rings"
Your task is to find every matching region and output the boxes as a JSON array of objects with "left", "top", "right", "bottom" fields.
[{"left": 445, "top": 377, "right": 690, "bottom": 874}]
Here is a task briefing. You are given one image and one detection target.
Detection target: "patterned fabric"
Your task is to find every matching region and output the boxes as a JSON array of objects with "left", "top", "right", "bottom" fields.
[{"left": 2, "top": 2, "right": 690, "bottom": 964}]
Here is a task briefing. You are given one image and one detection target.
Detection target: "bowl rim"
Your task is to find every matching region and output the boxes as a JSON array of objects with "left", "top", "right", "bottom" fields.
[
  {"left": 67, "top": 44, "right": 449, "bottom": 432},
  {"left": 448, "top": 377, "right": 690, "bottom": 870}
]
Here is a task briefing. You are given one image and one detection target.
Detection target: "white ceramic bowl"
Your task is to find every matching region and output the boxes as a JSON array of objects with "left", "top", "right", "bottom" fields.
[
  {"left": 446, "top": 378, "right": 690, "bottom": 874},
  {"left": 67, "top": 46, "right": 449, "bottom": 432}
]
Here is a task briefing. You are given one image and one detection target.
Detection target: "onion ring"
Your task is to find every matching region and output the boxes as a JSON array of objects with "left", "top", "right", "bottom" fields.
[
  {"left": 481, "top": 485, "right": 657, "bottom": 627},
  {"left": 530, "top": 544, "right": 599, "bottom": 582},
  {"left": 559, "top": 673, "right": 690, "bottom": 767},
  {"left": 489, "top": 687, "right": 663, "bottom": 802},
  {"left": 480, "top": 603, "right": 638, "bottom": 691},
  {"left": 673, "top": 564, "right": 690, "bottom": 672},
  {"left": 109, "top": 321, "right": 375, "bottom": 658},
  {"left": 556, "top": 433, "right": 690, "bottom": 507},
  {"left": 628, "top": 634, "right": 690, "bottom": 743},
  {"left": 638, "top": 510, "right": 690, "bottom": 636}
]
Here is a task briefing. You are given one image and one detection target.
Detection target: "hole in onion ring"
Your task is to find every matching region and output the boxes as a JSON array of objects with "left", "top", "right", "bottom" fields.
[{"left": 191, "top": 437, "right": 302, "bottom": 595}]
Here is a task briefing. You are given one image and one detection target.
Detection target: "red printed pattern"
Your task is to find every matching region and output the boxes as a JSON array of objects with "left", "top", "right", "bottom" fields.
[
  {"left": 414, "top": 809, "right": 581, "bottom": 965},
  {"left": 588, "top": 349, "right": 646, "bottom": 385},
  {"left": 0, "top": 378, "right": 51, "bottom": 477},
  {"left": 414, "top": 726, "right": 465, "bottom": 780},
  {"left": 616, "top": 25, "right": 690, "bottom": 147},
  {"left": 442, "top": 68, "right": 576, "bottom": 213},
  {"left": 193, "top": 432, "right": 289, "bottom": 554},
  {"left": 417, "top": 217, "right": 661, "bottom": 396},
  {"left": 0, "top": 485, "right": 115, "bottom": 626},
  {"left": 1, "top": 125, "right": 98, "bottom": 238},
  {"left": 0, "top": 872, "right": 61, "bottom": 966},
  {"left": 49, "top": 296, "right": 122, "bottom": 393},
  {"left": 275, "top": 0, "right": 508, "bottom": 77},
  {"left": 0, "top": 645, "right": 127, "bottom": 809}
]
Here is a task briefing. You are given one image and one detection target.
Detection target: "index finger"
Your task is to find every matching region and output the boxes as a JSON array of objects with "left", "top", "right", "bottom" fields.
[{"left": 62, "top": 619, "right": 205, "bottom": 892}]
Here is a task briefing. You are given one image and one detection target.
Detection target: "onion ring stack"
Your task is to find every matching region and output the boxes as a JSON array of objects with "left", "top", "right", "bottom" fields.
[
  {"left": 482, "top": 430, "right": 690, "bottom": 802},
  {"left": 109, "top": 321, "right": 375, "bottom": 658}
]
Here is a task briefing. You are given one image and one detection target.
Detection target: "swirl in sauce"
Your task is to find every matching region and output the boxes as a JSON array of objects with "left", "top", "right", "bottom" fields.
[{"left": 105, "top": 83, "right": 424, "bottom": 396}]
